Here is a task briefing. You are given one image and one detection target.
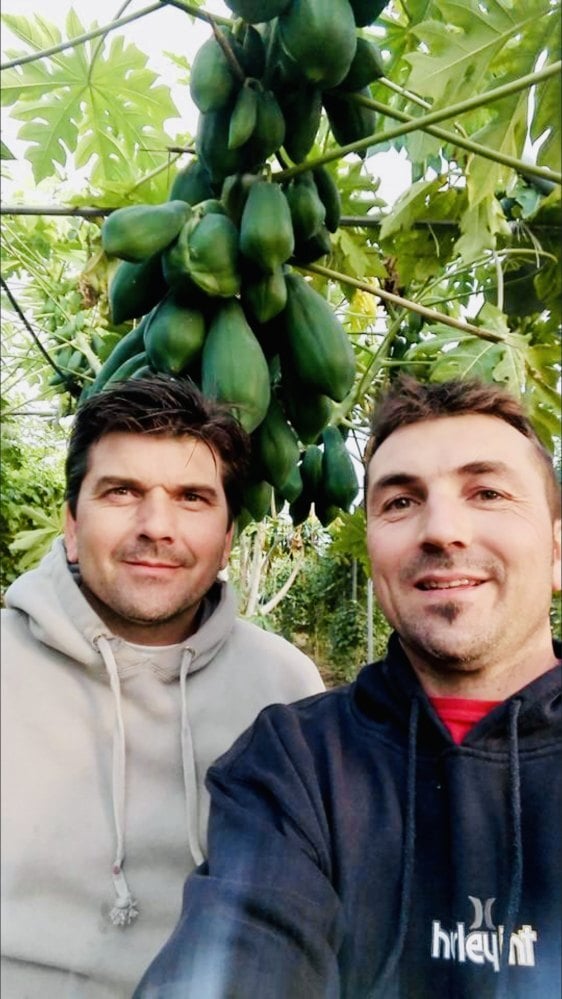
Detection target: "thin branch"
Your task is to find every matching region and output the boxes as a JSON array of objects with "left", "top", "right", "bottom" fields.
[
  {"left": 1, "top": 275, "right": 68, "bottom": 379},
  {"left": 354, "top": 92, "right": 560, "bottom": 186},
  {"left": 259, "top": 559, "right": 305, "bottom": 617},
  {"left": 0, "top": 2, "right": 163, "bottom": 71},
  {"left": 274, "top": 62, "right": 562, "bottom": 183},
  {"left": 158, "top": 0, "right": 231, "bottom": 28},
  {"left": 208, "top": 15, "right": 245, "bottom": 83},
  {"left": 302, "top": 262, "right": 506, "bottom": 343}
]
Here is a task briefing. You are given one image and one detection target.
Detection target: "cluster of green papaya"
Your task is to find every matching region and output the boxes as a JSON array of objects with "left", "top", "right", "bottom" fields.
[{"left": 91, "top": 0, "right": 391, "bottom": 525}]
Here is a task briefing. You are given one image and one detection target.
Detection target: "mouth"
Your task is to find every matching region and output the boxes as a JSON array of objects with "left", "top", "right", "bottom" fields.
[
  {"left": 123, "top": 560, "right": 182, "bottom": 571},
  {"left": 415, "top": 577, "right": 486, "bottom": 591}
]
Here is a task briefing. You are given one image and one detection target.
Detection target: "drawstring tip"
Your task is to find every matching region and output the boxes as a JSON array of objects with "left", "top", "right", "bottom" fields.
[
  {"left": 110, "top": 863, "right": 139, "bottom": 927},
  {"left": 109, "top": 897, "right": 139, "bottom": 927}
]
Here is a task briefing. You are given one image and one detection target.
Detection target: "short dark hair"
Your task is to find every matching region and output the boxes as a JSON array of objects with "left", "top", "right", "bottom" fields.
[
  {"left": 65, "top": 375, "right": 251, "bottom": 523},
  {"left": 365, "top": 376, "right": 560, "bottom": 517}
]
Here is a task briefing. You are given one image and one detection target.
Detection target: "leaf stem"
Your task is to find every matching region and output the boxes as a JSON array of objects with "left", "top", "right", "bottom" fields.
[
  {"left": 274, "top": 62, "right": 562, "bottom": 183},
  {"left": 302, "top": 262, "right": 506, "bottom": 343}
]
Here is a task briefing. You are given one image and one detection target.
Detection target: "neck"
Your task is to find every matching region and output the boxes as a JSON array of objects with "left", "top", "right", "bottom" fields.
[{"left": 401, "top": 633, "right": 557, "bottom": 700}]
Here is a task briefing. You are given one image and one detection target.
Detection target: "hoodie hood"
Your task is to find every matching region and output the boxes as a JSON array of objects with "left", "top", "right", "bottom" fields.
[
  {"left": 353, "top": 631, "right": 562, "bottom": 752},
  {"left": 4, "top": 536, "right": 237, "bottom": 681}
]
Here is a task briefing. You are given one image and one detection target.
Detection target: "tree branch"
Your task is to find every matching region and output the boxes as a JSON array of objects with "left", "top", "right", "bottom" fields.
[
  {"left": 274, "top": 62, "right": 562, "bottom": 183},
  {"left": 1, "top": 275, "right": 75, "bottom": 385},
  {"left": 259, "top": 559, "right": 305, "bottom": 617}
]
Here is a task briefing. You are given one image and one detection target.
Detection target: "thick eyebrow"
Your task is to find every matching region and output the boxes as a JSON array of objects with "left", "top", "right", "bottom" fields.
[
  {"left": 370, "top": 461, "right": 518, "bottom": 497},
  {"left": 92, "top": 475, "right": 220, "bottom": 500}
]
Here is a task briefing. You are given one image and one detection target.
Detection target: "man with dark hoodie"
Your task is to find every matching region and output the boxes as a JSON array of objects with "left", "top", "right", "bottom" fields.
[
  {"left": 1, "top": 375, "right": 324, "bottom": 998},
  {"left": 135, "top": 376, "right": 561, "bottom": 999}
]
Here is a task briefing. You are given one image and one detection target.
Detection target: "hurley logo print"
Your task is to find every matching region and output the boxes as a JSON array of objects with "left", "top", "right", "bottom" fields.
[{"left": 430, "top": 896, "right": 537, "bottom": 972}]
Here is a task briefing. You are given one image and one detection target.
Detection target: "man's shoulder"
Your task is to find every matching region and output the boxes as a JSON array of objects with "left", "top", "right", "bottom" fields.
[{"left": 227, "top": 617, "right": 325, "bottom": 694}]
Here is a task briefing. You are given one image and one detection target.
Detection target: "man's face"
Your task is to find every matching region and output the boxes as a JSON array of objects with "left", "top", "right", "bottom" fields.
[
  {"left": 64, "top": 432, "right": 233, "bottom": 645},
  {"left": 366, "top": 414, "right": 561, "bottom": 690}
]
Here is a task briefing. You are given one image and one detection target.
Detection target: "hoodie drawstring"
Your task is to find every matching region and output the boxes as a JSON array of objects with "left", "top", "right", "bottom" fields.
[
  {"left": 499, "top": 698, "right": 523, "bottom": 976},
  {"left": 374, "top": 696, "right": 420, "bottom": 994},
  {"left": 95, "top": 635, "right": 139, "bottom": 927},
  {"left": 180, "top": 649, "right": 205, "bottom": 867}
]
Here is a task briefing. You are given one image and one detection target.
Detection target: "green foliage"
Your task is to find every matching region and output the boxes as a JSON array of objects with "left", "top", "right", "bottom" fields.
[
  {"left": 0, "top": 409, "right": 65, "bottom": 593},
  {"left": 2, "top": 11, "right": 179, "bottom": 197}
]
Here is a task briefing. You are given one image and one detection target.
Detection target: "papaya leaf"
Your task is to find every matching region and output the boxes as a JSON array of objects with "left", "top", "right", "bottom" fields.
[
  {"left": 2, "top": 11, "right": 179, "bottom": 187},
  {"left": 404, "top": 0, "right": 553, "bottom": 108}
]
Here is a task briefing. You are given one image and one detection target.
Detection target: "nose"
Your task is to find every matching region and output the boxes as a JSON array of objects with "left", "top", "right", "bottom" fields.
[
  {"left": 418, "top": 492, "right": 472, "bottom": 551},
  {"left": 136, "top": 489, "right": 176, "bottom": 541}
]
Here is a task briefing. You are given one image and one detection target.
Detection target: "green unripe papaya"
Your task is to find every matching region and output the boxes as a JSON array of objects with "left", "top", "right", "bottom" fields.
[
  {"left": 277, "top": 462, "right": 303, "bottom": 503},
  {"left": 202, "top": 299, "right": 270, "bottom": 433},
  {"left": 283, "top": 273, "right": 355, "bottom": 402},
  {"left": 320, "top": 425, "right": 359, "bottom": 510},
  {"left": 290, "top": 224, "right": 332, "bottom": 265},
  {"left": 285, "top": 172, "right": 326, "bottom": 244},
  {"left": 228, "top": 82, "right": 259, "bottom": 150},
  {"left": 221, "top": 172, "right": 260, "bottom": 227},
  {"left": 301, "top": 444, "right": 323, "bottom": 495},
  {"left": 240, "top": 181, "right": 294, "bottom": 273},
  {"left": 196, "top": 105, "right": 248, "bottom": 186},
  {"left": 242, "top": 266, "right": 287, "bottom": 324},
  {"left": 143, "top": 293, "right": 206, "bottom": 375},
  {"left": 242, "top": 478, "right": 273, "bottom": 521},
  {"left": 278, "top": 83, "right": 323, "bottom": 164},
  {"left": 224, "top": 0, "right": 292, "bottom": 23},
  {"left": 348, "top": 0, "right": 388, "bottom": 27},
  {"left": 240, "top": 25, "right": 266, "bottom": 77},
  {"left": 312, "top": 166, "right": 341, "bottom": 232},
  {"left": 282, "top": 371, "right": 333, "bottom": 444},
  {"left": 80, "top": 320, "right": 148, "bottom": 402},
  {"left": 338, "top": 37, "right": 385, "bottom": 92},
  {"left": 244, "top": 88, "right": 286, "bottom": 167},
  {"left": 168, "top": 160, "right": 214, "bottom": 205},
  {"left": 255, "top": 396, "right": 300, "bottom": 491},
  {"left": 109, "top": 252, "right": 167, "bottom": 325},
  {"left": 184, "top": 213, "right": 241, "bottom": 298},
  {"left": 190, "top": 31, "right": 240, "bottom": 114},
  {"left": 323, "top": 88, "right": 377, "bottom": 151},
  {"left": 101, "top": 201, "right": 190, "bottom": 262},
  {"left": 278, "top": 0, "right": 357, "bottom": 89},
  {"left": 102, "top": 350, "right": 151, "bottom": 389}
]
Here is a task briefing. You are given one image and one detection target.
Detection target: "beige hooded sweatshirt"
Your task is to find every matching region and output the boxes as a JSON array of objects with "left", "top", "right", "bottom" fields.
[{"left": 1, "top": 537, "right": 324, "bottom": 997}]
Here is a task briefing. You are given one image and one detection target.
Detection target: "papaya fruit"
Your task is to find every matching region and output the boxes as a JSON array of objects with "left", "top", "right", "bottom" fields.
[
  {"left": 240, "top": 25, "right": 266, "bottom": 78},
  {"left": 320, "top": 425, "right": 359, "bottom": 510},
  {"left": 101, "top": 201, "right": 190, "bottom": 262},
  {"left": 281, "top": 363, "right": 333, "bottom": 444},
  {"left": 284, "top": 172, "right": 326, "bottom": 244},
  {"left": 278, "top": 83, "right": 323, "bottom": 164},
  {"left": 228, "top": 82, "right": 259, "bottom": 150},
  {"left": 80, "top": 320, "right": 148, "bottom": 402},
  {"left": 181, "top": 212, "right": 241, "bottom": 298},
  {"left": 224, "top": 0, "right": 292, "bottom": 23},
  {"left": 242, "top": 478, "right": 273, "bottom": 521},
  {"left": 242, "top": 266, "right": 287, "bottom": 324},
  {"left": 102, "top": 350, "right": 151, "bottom": 389},
  {"left": 278, "top": 0, "right": 357, "bottom": 89},
  {"left": 323, "top": 88, "right": 377, "bottom": 151},
  {"left": 202, "top": 299, "right": 270, "bottom": 433},
  {"left": 109, "top": 252, "right": 167, "bottom": 325},
  {"left": 244, "top": 88, "right": 286, "bottom": 167},
  {"left": 301, "top": 444, "right": 323, "bottom": 495},
  {"left": 240, "top": 180, "right": 294, "bottom": 273},
  {"left": 190, "top": 31, "right": 241, "bottom": 114},
  {"left": 290, "top": 225, "right": 332, "bottom": 265},
  {"left": 168, "top": 160, "right": 214, "bottom": 205},
  {"left": 221, "top": 172, "right": 260, "bottom": 227},
  {"left": 196, "top": 105, "right": 248, "bottom": 186},
  {"left": 277, "top": 462, "right": 303, "bottom": 503},
  {"left": 348, "top": 0, "right": 388, "bottom": 27},
  {"left": 337, "top": 37, "right": 385, "bottom": 92},
  {"left": 143, "top": 292, "right": 206, "bottom": 375},
  {"left": 254, "top": 396, "right": 300, "bottom": 491},
  {"left": 283, "top": 273, "right": 355, "bottom": 402},
  {"left": 312, "top": 166, "right": 341, "bottom": 232}
]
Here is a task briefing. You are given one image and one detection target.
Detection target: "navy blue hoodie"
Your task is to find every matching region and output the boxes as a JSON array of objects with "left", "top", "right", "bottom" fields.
[{"left": 136, "top": 634, "right": 562, "bottom": 998}]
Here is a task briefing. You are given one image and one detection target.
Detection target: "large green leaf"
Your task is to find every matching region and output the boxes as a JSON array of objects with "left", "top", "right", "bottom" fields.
[{"left": 2, "top": 10, "right": 179, "bottom": 188}]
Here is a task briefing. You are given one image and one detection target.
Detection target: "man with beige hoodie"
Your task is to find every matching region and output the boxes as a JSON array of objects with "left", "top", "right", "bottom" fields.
[{"left": 1, "top": 374, "right": 323, "bottom": 997}]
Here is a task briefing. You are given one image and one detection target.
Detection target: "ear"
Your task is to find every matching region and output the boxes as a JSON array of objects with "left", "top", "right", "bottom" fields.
[
  {"left": 220, "top": 523, "right": 234, "bottom": 571},
  {"left": 64, "top": 504, "right": 79, "bottom": 563},
  {"left": 552, "top": 519, "right": 562, "bottom": 593}
]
